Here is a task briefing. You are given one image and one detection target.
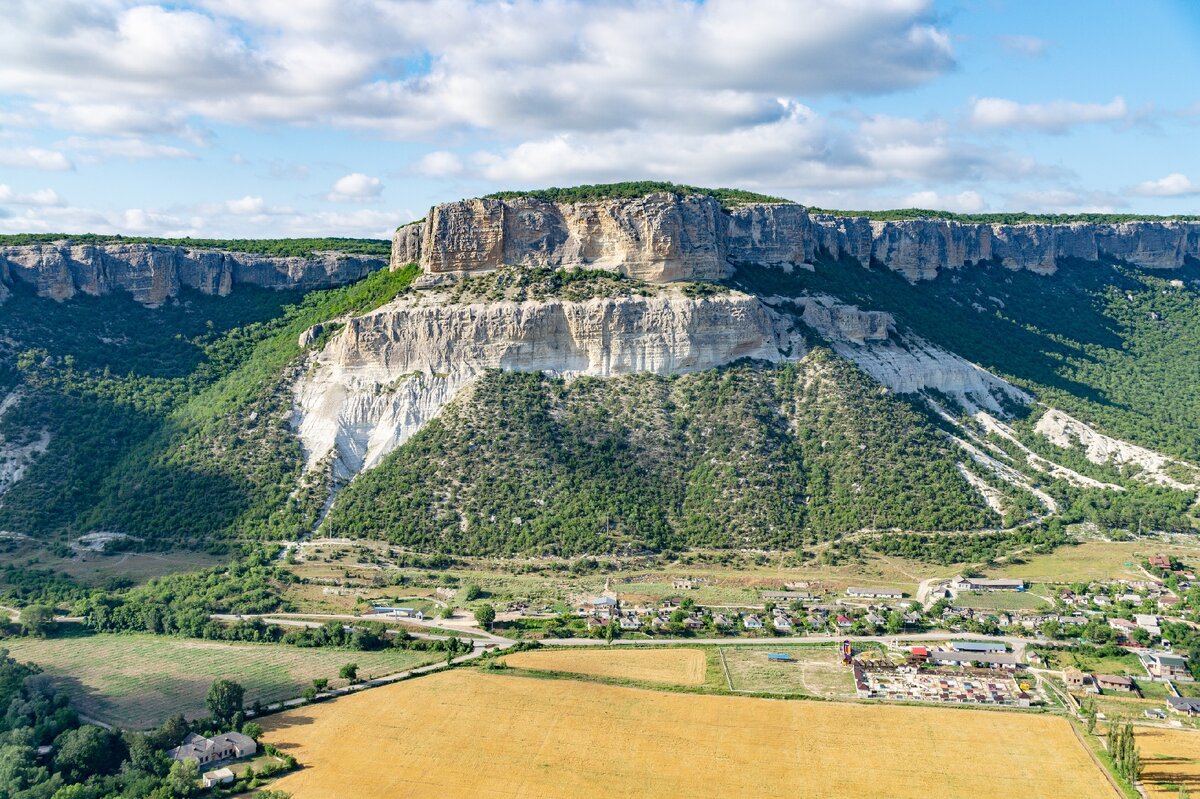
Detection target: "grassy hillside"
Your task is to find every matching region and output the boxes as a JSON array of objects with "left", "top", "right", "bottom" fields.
[
  {"left": 0, "top": 264, "right": 420, "bottom": 548},
  {"left": 0, "top": 234, "right": 390, "bottom": 257},
  {"left": 322, "top": 352, "right": 997, "bottom": 556}
]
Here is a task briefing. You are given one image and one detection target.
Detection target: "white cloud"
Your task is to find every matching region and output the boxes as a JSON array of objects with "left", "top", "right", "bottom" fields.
[
  {"left": 60, "top": 136, "right": 195, "bottom": 161},
  {"left": 412, "top": 151, "right": 463, "bottom": 178},
  {"left": 0, "top": 0, "right": 955, "bottom": 139},
  {"left": 1131, "top": 173, "right": 1198, "bottom": 198},
  {"left": 225, "top": 195, "right": 267, "bottom": 214},
  {"left": 0, "top": 147, "right": 73, "bottom": 171},
  {"left": 997, "top": 35, "right": 1049, "bottom": 57},
  {"left": 326, "top": 172, "right": 383, "bottom": 202},
  {"left": 901, "top": 189, "right": 987, "bottom": 213},
  {"left": 0, "top": 184, "right": 64, "bottom": 206},
  {"left": 968, "top": 96, "right": 1127, "bottom": 133}
]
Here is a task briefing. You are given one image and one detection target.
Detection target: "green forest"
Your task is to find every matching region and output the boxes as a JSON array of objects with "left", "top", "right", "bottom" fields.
[{"left": 0, "top": 234, "right": 391, "bottom": 257}]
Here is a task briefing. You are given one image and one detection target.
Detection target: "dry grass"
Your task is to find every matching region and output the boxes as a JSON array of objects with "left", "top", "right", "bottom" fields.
[
  {"left": 720, "top": 645, "right": 856, "bottom": 697},
  {"left": 262, "top": 669, "right": 1117, "bottom": 799},
  {"left": 3, "top": 632, "right": 439, "bottom": 729},
  {"left": 1136, "top": 727, "right": 1200, "bottom": 798},
  {"left": 501, "top": 647, "right": 706, "bottom": 686}
]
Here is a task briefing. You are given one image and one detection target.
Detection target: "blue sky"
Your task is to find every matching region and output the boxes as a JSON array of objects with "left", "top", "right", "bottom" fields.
[{"left": 0, "top": 0, "right": 1197, "bottom": 239}]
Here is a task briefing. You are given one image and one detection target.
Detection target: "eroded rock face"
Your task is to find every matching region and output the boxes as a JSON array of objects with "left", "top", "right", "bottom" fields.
[
  {"left": 0, "top": 243, "right": 386, "bottom": 306},
  {"left": 293, "top": 288, "right": 802, "bottom": 479},
  {"left": 411, "top": 193, "right": 731, "bottom": 282},
  {"left": 400, "top": 194, "right": 1200, "bottom": 284}
]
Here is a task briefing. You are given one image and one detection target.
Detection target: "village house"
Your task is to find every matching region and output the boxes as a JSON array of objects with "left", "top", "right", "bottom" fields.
[
  {"left": 1149, "top": 554, "right": 1172, "bottom": 570},
  {"left": 712, "top": 613, "right": 732, "bottom": 628},
  {"left": 1158, "top": 595, "right": 1181, "bottom": 611},
  {"left": 835, "top": 615, "right": 854, "bottom": 630},
  {"left": 168, "top": 733, "right": 257, "bottom": 766},
  {"left": 1135, "top": 614, "right": 1162, "bottom": 637},
  {"left": 1063, "top": 668, "right": 1098, "bottom": 693},
  {"left": 743, "top": 615, "right": 763, "bottom": 630},
  {"left": 618, "top": 615, "right": 641, "bottom": 630},
  {"left": 773, "top": 615, "right": 792, "bottom": 631},
  {"left": 1108, "top": 618, "right": 1139, "bottom": 635},
  {"left": 1169, "top": 697, "right": 1200, "bottom": 716},
  {"left": 1141, "top": 651, "right": 1193, "bottom": 682},
  {"left": 1095, "top": 674, "right": 1135, "bottom": 693}
]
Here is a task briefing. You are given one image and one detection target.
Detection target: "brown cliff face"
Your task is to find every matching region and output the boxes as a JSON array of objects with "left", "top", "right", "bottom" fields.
[
  {"left": 0, "top": 243, "right": 387, "bottom": 306},
  {"left": 400, "top": 194, "right": 1200, "bottom": 283}
]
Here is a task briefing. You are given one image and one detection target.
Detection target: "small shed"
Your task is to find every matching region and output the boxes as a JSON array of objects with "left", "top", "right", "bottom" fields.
[{"left": 202, "top": 767, "right": 236, "bottom": 788}]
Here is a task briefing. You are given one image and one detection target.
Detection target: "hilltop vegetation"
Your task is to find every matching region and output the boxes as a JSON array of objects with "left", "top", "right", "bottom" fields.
[
  {"left": 0, "top": 234, "right": 391, "bottom": 257},
  {"left": 806, "top": 208, "right": 1200, "bottom": 224},
  {"left": 323, "top": 352, "right": 996, "bottom": 556},
  {"left": 484, "top": 181, "right": 792, "bottom": 208}
]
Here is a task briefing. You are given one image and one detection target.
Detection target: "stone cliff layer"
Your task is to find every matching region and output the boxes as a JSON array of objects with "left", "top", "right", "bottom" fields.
[
  {"left": 0, "top": 243, "right": 387, "bottom": 306},
  {"left": 293, "top": 288, "right": 801, "bottom": 479},
  {"left": 395, "top": 194, "right": 1200, "bottom": 283}
]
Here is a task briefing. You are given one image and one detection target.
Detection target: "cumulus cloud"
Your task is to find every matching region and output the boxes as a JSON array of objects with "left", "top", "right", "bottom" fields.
[
  {"left": 326, "top": 173, "right": 383, "bottom": 202},
  {"left": 1131, "top": 173, "right": 1198, "bottom": 198},
  {"left": 968, "top": 96, "right": 1127, "bottom": 133},
  {"left": 997, "top": 35, "right": 1049, "bottom": 57},
  {"left": 0, "top": 147, "right": 73, "bottom": 171},
  {"left": 412, "top": 151, "right": 463, "bottom": 178},
  {"left": 901, "top": 189, "right": 987, "bottom": 213},
  {"left": 0, "top": 0, "right": 954, "bottom": 139},
  {"left": 225, "top": 195, "right": 267, "bottom": 214}
]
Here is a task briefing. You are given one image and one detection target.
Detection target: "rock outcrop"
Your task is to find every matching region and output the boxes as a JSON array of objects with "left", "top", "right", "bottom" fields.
[
  {"left": 0, "top": 243, "right": 387, "bottom": 306},
  {"left": 293, "top": 288, "right": 802, "bottom": 479},
  {"left": 398, "top": 193, "right": 1200, "bottom": 284},
  {"left": 1035, "top": 408, "right": 1199, "bottom": 490}
]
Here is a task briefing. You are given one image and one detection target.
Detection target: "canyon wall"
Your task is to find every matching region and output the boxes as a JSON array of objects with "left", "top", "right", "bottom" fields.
[
  {"left": 395, "top": 193, "right": 1200, "bottom": 283},
  {"left": 0, "top": 242, "right": 387, "bottom": 306}
]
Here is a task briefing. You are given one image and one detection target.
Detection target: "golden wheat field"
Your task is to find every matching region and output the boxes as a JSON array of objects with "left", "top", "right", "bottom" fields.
[
  {"left": 1135, "top": 726, "right": 1200, "bottom": 798},
  {"left": 261, "top": 669, "right": 1117, "bottom": 799},
  {"left": 501, "top": 646, "right": 707, "bottom": 685}
]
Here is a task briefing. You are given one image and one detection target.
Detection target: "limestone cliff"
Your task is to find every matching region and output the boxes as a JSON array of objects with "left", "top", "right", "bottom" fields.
[
  {"left": 0, "top": 242, "right": 387, "bottom": 306},
  {"left": 397, "top": 193, "right": 1200, "bottom": 283},
  {"left": 293, "top": 287, "right": 801, "bottom": 479}
]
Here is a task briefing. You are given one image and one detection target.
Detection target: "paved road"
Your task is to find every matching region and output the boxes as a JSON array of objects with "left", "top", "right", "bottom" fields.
[{"left": 540, "top": 631, "right": 1038, "bottom": 656}]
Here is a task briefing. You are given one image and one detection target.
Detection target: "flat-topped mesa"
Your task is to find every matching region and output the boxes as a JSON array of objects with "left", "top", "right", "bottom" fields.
[
  {"left": 397, "top": 193, "right": 730, "bottom": 283},
  {"left": 0, "top": 242, "right": 387, "bottom": 306},
  {"left": 395, "top": 193, "right": 1200, "bottom": 283}
]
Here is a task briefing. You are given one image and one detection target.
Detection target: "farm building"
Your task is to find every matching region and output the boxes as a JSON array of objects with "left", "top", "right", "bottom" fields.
[
  {"left": 846, "top": 587, "right": 904, "bottom": 599},
  {"left": 763, "top": 591, "right": 814, "bottom": 602},
  {"left": 202, "top": 768, "right": 236, "bottom": 788},
  {"left": 371, "top": 606, "right": 424, "bottom": 620},
  {"left": 949, "top": 641, "right": 1007, "bottom": 654},
  {"left": 169, "top": 732, "right": 257, "bottom": 765},
  {"left": 951, "top": 577, "right": 1024, "bottom": 592},
  {"left": 928, "top": 650, "right": 1024, "bottom": 670}
]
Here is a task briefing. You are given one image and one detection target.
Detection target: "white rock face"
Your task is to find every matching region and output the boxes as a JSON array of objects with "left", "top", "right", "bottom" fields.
[
  {"left": 0, "top": 392, "right": 49, "bottom": 496},
  {"left": 1035, "top": 408, "right": 1199, "bottom": 490},
  {"left": 761, "top": 294, "right": 893, "bottom": 344},
  {"left": 831, "top": 333, "right": 1029, "bottom": 413},
  {"left": 294, "top": 288, "right": 802, "bottom": 479}
]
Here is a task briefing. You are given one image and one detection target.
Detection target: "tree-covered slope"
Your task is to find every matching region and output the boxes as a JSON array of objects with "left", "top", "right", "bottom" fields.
[
  {"left": 322, "top": 352, "right": 997, "bottom": 556},
  {"left": 732, "top": 257, "right": 1200, "bottom": 463},
  {"left": 0, "top": 265, "right": 419, "bottom": 549}
]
